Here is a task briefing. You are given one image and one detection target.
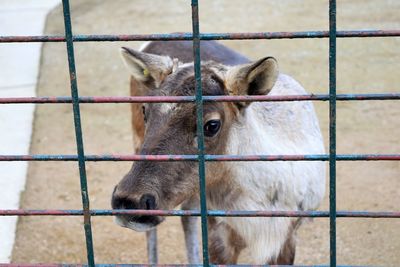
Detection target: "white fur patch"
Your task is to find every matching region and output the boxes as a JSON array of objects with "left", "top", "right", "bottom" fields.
[
  {"left": 159, "top": 103, "right": 177, "bottom": 114},
  {"left": 193, "top": 136, "right": 198, "bottom": 148},
  {"left": 178, "top": 62, "right": 194, "bottom": 69},
  {"left": 114, "top": 216, "right": 155, "bottom": 232},
  {"left": 205, "top": 112, "right": 221, "bottom": 122},
  {"left": 120, "top": 49, "right": 149, "bottom": 82},
  {"left": 208, "top": 74, "right": 326, "bottom": 263}
]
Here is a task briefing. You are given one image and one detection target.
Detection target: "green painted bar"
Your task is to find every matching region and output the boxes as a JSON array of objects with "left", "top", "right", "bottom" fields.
[
  {"left": 1, "top": 154, "right": 400, "bottom": 162},
  {"left": 2, "top": 209, "right": 400, "bottom": 218},
  {"left": 0, "top": 264, "right": 369, "bottom": 267},
  {"left": 1, "top": 30, "right": 400, "bottom": 43},
  {"left": 191, "top": 0, "right": 210, "bottom": 265},
  {"left": 329, "top": 0, "right": 337, "bottom": 266},
  {"left": 1, "top": 93, "right": 400, "bottom": 104},
  {"left": 61, "top": 0, "right": 95, "bottom": 266}
]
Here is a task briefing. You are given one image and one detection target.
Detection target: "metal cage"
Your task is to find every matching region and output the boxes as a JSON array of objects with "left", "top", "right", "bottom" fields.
[{"left": 1, "top": 0, "right": 399, "bottom": 266}]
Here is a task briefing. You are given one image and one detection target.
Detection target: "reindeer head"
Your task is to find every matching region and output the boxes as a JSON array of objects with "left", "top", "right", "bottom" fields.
[{"left": 111, "top": 46, "right": 278, "bottom": 231}]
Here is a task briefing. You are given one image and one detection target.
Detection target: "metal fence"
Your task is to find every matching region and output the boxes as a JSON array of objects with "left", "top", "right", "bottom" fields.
[{"left": 1, "top": 0, "right": 400, "bottom": 266}]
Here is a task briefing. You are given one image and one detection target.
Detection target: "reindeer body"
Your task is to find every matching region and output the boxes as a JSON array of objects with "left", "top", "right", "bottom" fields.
[
  {"left": 207, "top": 75, "right": 325, "bottom": 262},
  {"left": 113, "top": 40, "right": 325, "bottom": 264}
]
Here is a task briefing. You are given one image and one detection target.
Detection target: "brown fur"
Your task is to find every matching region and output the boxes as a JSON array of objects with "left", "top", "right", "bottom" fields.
[
  {"left": 208, "top": 217, "right": 246, "bottom": 264},
  {"left": 130, "top": 78, "right": 145, "bottom": 152},
  {"left": 114, "top": 65, "right": 236, "bottom": 207},
  {"left": 112, "top": 41, "right": 285, "bottom": 263},
  {"left": 143, "top": 40, "right": 250, "bottom": 65}
]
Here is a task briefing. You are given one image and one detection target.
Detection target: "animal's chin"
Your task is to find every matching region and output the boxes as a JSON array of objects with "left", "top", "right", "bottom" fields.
[{"left": 114, "top": 215, "right": 164, "bottom": 232}]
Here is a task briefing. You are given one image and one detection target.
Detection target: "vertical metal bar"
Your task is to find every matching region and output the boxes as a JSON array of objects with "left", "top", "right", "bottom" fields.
[
  {"left": 61, "top": 1, "right": 95, "bottom": 266},
  {"left": 146, "top": 229, "right": 158, "bottom": 264},
  {"left": 191, "top": 0, "right": 210, "bottom": 265},
  {"left": 329, "top": 0, "right": 337, "bottom": 266}
]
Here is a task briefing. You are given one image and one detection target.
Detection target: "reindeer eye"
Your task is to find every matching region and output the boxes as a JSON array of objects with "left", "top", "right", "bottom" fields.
[{"left": 204, "top": 120, "right": 221, "bottom": 137}]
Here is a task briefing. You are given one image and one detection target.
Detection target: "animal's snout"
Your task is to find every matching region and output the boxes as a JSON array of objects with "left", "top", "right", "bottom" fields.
[
  {"left": 111, "top": 186, "right": 163, "bottom": 232},
  {"left": 140, "top": 194, "right": 157, "bottom": 210},
  {"left": 111, "top": 191, "right": 157, "bottom": 211}
]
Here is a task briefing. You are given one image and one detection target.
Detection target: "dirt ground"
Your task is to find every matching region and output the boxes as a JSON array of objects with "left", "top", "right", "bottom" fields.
[{"left": 10, "top": 0, "right": 400, "bottom": 266}]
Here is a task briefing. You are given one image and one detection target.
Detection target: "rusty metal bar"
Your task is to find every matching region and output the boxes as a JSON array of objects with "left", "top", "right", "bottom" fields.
[
  {"left": 1, "top": 30, "right": 400, "bottom": 43},
  {"left": 1, "top": 154, "right": 400, "bottom": 162},
  {"left": 0, "top": 93, "right": 400, "bottom": 104},
  {"left": 0, "top": 264, "right": 366, "bottom": 267},
  {"left": 191, "top": 0, "right": 210, "bottom": 265},
  {"left": 61, "top": 0, "right": 95, "bottom": 266},
  {"left": 1, "top": 209, "right": 400, "bottom": 218}
]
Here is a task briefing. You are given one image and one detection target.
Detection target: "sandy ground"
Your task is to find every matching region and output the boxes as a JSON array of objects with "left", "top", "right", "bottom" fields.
[{"left": 10, "top": 0, "right": 400, "bottom": 266}]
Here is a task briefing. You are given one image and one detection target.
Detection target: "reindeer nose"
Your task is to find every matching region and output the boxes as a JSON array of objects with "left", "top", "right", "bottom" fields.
[
  {"left": 111, "top": 190, "right": 157, "bottom": 210},
  {"left": 111, "top": 187, "right": 163, "bottom": 231},
  {"left": 140, "top": 194, "right": 156, "bottom": 210}
]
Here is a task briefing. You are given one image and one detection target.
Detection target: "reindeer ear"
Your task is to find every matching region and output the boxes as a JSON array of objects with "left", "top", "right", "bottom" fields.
[
  {"left": 226, "top": 57, "right": 278, "bottom": 102},
  {"left": 120, "top": 47, "right": 173, "bottom": 88}
]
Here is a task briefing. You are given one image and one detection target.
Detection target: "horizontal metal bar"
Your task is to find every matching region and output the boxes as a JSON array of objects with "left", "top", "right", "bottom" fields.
[
  {"left": 0, "top": 93, "right": 399, "bottom": 104},
  {"left": 0, "top": 154, "right": 197, "bottom": 161},
  {"left": 1, "top": 209, "right": 399, "bottom": 218},
  {"left": 1, "top": 30, "right": 399, "bottom": 43},
  {"left": 0, "top": 264, "right": 364, "bottom": 267},
  {"left": 0, "top": 96, "right": 193, "bottom": 104},
  {"left": 0, "top": 154, "right": 399, "bottom": 162}
]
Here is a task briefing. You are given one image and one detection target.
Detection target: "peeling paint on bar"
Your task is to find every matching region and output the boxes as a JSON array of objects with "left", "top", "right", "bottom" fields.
[
  {"left": 191, "top": 1, "right": 210, "bottom": 265},
  {"left": 328, "top": 1, "right": 337, "bottom": 265},
  {"left": 0, "top": 154, "right": 399, "bottom": 162},
  {"left": 0, "top": 264, "right": 366, "bottom": 267},
  {"left": 61, "top": 0, "right": 95, "bottom": 265},
  {"left": 1, "top": 209, "right": 400, "bottom": 218},
  {"left": 0, "top": 93, "right": 400, "bottom": 104},
  {"left": 1, "top": 30, "right": 400, "bottom": 43}
]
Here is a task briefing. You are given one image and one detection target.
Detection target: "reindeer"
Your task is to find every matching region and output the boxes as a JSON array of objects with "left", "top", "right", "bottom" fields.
[{"left": 111, "top": 40, "right": 325, "bottom": 264}]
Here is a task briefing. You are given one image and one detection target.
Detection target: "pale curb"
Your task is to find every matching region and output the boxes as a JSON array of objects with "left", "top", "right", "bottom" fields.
[{"left": 0, "top": 0, "right": 59, "bottom": 262}]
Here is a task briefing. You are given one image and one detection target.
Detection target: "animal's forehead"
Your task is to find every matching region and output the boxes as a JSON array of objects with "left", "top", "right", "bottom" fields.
[
  {"left": 148, "top": 102, "right": 223, "bottom": 125},
  {"left": 153, "top": 63, "right": 228, "bottom": 97},
  {"left": 153, "top": 102, "right": 192, "bottom": 116},
  {"left": 145, "top": 62, "right": 228, "bottom": 117}
]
